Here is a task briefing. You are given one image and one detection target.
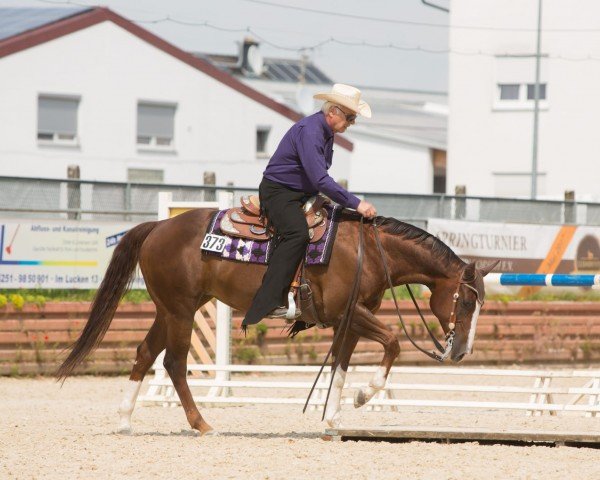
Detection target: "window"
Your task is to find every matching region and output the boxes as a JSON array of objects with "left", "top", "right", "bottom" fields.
[
  {"left": 37, "top": 95, "right": 79, "bottom": 144},
  {"left": 127, "top": 168, "right": 164, "bottom": 184},
  {"left": 499, "top": 84, "right": 520, "bottom": 100},
  {"left": 494, "top": 56, "right": 548, "bottom": 109},
  {"left": 498, "top": 83, "right": 547, "bottom": 102},
  {"left": 256, "top": 126, "right": 271, "bottom": 158},
  {"left": 526, "top": 83, "right": 547, "bottom": 100},
  {"left": 137, "top": 102, "right": 176, "bottom": 148},
  {"left": 432, "top": 148, "right": 446, "bottom": 194}
]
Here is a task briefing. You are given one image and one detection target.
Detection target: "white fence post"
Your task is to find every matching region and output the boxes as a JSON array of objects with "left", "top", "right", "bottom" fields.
[
  {"left": 587, "top": 377, "right": 600, "bottom": 418},
  {"left": 209, "top": 191, "right": 234, "bottom": 397},
  {"left": 216, "top": 194, "right": 234, "bottom": 372},
  {"left": 157, "top": 192, "right": 173, "bottom": 221}
]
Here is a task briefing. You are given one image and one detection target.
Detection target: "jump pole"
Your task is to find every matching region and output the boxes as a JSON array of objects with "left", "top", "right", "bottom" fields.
[{"left": 486, "top": 273, "right": 600, "bottom": 287}]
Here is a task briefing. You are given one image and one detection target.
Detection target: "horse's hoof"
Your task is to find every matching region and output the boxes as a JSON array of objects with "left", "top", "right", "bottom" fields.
[
  {"left": 201, "top": 429, "right": 219, "bottom": 437},
  {"left": 354, "top": 389, "right": 366, "bottom": 408},
  {"left": 117, "top": 425, "right": 132, "bottom": 435},
  {"left": 197, "top": 421, "right": 216, "bottom": 437}
]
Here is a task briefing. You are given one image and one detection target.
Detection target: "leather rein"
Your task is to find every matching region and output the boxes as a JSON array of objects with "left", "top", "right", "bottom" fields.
[
  {"left": 303, "top": 216, "right": 365, "bottom": 416},
  {"left": 303, "top": 216, "right": 483, "bottom": 414},
  {"left": 372, "top": 219, "right": 484, "bottom": 362}
]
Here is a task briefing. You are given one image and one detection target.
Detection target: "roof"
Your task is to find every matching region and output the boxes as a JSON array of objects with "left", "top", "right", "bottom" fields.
[
  {"left": 356, "top": 86, "right": 447, "bottom": 148},
  {"left": 237, "top": 80, "right": 448, "bottom": 149},
  {"left": 193, "top": 52, "right": 333, "bottom": 84},
  {"left": 195, "top": 46, "right": 447, "bottom": 148},
  {"left": 0, "top": 7, "right": 91, "bottom": 42},
  {"left": 0, "top": 7, "right": 353, "bottom": 152}
]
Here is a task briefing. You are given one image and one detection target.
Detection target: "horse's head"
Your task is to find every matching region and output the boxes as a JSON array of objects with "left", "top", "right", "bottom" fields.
[{"left": 429, "top": 261, "right": 498, "bottom": 362}]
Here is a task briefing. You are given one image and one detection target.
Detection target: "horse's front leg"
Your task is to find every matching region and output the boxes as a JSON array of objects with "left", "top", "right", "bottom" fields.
[
  {"left": 350, "top": 304, "right": 400, "bottom": 408},
  {"left": 323, "top": 327, "right": 359, "bottom": 428}
]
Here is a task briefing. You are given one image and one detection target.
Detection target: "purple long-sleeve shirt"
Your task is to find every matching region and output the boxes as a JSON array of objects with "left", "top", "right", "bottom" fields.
[{"left": 263, "top": 112, "right": 360, "bottom": 209}]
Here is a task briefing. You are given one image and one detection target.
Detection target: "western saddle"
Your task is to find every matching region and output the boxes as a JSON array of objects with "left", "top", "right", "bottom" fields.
[
  {"left": 219, "top": 194, "right": 329, "bottom": 323},
  {"left": 219, "top": 195, "right": 329, "bottom": 243}
]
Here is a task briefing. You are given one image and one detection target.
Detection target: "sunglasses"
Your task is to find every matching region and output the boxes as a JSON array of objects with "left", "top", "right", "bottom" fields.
[{"left": 334, "top": 106, "right": 357, "bottom": 123}]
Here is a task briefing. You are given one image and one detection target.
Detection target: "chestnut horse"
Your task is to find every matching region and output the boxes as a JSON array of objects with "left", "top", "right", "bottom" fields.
[{"left": 56, "top": 208, "right": 495, "bottom": 435}]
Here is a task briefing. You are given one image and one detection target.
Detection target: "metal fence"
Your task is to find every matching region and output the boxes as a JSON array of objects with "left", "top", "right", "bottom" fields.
[{"left": 1, "top": 175, "right": 599, "bottom": 226}]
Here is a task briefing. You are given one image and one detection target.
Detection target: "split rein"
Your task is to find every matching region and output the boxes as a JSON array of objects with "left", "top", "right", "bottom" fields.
[{"left": 304, "top": 216, "right": 481, "bottom": 414}]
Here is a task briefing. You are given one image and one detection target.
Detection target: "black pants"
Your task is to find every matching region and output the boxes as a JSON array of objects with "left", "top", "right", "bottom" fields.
[{"left": 243, "top": 177, "right": 310, "bottom": 325}]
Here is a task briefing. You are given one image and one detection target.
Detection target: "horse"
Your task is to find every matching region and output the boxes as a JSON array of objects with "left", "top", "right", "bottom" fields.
[{"left": 56, "top": 207, "right": 496, "bottom": 435}]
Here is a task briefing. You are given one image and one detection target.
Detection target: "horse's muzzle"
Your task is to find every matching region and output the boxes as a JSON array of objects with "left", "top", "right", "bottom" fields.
[
  {"left": 450, "top": 333, "right": 469, "bottom": 362},
  {"left": 451, "top": 351, "right": 467, "bottom": 362}
]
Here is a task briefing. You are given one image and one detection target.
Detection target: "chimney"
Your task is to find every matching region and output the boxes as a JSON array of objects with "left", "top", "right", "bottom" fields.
[{"left": 238, "top": 37, "right": 264, "bottom": 76}]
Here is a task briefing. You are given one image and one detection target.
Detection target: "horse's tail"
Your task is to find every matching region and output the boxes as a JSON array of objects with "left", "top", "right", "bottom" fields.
[{"left": 56, "top": 221, "right": 158, "bottom": 381}]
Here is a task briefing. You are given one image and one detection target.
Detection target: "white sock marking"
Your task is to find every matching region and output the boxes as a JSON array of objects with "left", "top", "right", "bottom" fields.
[
  {"left": 324, "top": 366, "right": 346, "bottom": 428},
  {"left": 118, "top": 380, "right": 142, "bottom": 432},
  {"left": 363, "top": 365, "right": 387, "bottom": 402}
]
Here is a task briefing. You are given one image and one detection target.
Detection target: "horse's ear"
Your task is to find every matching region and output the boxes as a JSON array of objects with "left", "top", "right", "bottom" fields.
[
  {"left": 463, "top": 262, "right": 477, "bottom": 281},
  {"left": 478, "top": 260, "right": 500, "bottom": 277}
]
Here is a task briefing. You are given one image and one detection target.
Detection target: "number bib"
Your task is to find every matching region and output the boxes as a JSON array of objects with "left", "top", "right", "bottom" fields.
[{"left": 201, "top": 233, "right": 227, "bottom": 253}]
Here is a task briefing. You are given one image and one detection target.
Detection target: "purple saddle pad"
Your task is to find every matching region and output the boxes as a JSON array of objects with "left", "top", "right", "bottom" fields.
[{"left": 203, "top": 204, "right": 342, "bottom": 266}]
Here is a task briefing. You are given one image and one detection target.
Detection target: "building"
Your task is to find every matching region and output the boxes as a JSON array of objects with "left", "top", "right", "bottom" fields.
[
  {"left": 0, "top": 7, "right": 352, "bottom": 188},
  {"left": 0, "top": 6, "right": 448, "bottom": 196},
  {"left": 447, "top": 0, "right": 600, "bottom": 201},
  {"left": 199, "top": 39, "right": 448, "bottom": 194}
]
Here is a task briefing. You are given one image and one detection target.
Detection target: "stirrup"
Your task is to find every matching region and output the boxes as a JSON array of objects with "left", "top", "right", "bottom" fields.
[{"left": 266, "top": 306, "right": 302, "bottom": 319}]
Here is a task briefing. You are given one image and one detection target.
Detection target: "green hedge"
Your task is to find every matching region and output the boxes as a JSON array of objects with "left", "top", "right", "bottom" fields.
[{"left": 0, "top": 289, "right": 151, "bottom": 308}]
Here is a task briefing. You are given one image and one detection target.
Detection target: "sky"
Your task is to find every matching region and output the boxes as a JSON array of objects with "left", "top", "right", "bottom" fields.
[{"left": 0, "top": 0, "right": 450, "bottom": 92}]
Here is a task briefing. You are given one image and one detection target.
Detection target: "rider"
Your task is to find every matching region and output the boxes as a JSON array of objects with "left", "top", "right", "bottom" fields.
[{"left": 242, "top": 84, "right": 378, "bottom": 326}]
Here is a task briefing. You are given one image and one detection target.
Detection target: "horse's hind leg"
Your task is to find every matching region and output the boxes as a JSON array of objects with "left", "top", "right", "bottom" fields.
[
  {"left": 117, "top": 296, "right": 213, "bottom": 433},
  {"left": 118, "top": 311, "right": 167, "bottom": 433},
  {"left": 350, "top": 304, "right": 400, "bottom": 408},
  {"left": 162, "top": 303, "right": 214, "bottom": 435}
]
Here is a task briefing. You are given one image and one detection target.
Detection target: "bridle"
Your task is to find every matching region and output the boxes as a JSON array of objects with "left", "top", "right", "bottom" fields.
[
  {"left": 372, "top": 220, "right": 484, "bottom": 362},
  {"left": 447, "top": 278, "right": 484, "bottom": 332}
]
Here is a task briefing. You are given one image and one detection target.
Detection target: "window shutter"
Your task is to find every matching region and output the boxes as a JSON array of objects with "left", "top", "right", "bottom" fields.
[
  {"left": 137, "top": 103, "right": 175, "bottom": 138},
  {"left": 38, "top": 96, "right": 78, "bottom": 135}
]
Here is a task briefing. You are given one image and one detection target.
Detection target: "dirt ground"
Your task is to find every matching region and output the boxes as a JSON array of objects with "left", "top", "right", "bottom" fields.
[{"left": 1, "top": 372, "right": 600, "bottom": 480}]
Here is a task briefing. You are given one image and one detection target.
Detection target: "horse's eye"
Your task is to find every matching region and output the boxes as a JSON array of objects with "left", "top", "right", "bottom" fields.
[{"left": 461, "top": 298, "right": 474, "bottom": 308}]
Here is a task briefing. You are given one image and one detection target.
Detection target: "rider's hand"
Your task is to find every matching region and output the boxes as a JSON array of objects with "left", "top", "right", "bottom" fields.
[{"left": 356, "top": 200, "right": 377, "bottom": 219}]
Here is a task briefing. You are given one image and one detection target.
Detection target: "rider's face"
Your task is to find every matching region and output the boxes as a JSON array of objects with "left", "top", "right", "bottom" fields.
[{"left": 329, "top": 105, "right": 357, "bottom": 133}]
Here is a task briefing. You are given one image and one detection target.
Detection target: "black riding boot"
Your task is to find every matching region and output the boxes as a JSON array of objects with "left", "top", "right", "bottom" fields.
[{"left": 242, "top": 178, "right": 310, "bottom": 326}]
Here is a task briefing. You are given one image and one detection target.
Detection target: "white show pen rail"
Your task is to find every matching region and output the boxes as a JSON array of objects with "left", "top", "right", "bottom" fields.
[{"left": 138, "top": 364, "right": 600, "bottom": 417}]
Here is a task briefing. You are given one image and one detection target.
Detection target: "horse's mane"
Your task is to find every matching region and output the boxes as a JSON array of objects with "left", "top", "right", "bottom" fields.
[
  {"left": 339, "top": 211, "right": 463, "bottom": 270},
  {"left": 377, "top": 216, "right": 463, "bottom": 269}
]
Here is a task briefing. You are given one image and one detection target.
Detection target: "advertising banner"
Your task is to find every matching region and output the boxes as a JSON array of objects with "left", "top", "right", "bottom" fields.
[
  {"left": 0, "top": 220, "right": 144, "bottom": 289},
  {"left": 427, "top": 219, "right": 600, "bottom": 274}
]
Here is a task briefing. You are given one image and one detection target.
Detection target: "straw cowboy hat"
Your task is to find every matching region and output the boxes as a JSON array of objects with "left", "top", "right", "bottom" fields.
[{"left": 314, "top": 83, "right": 372, "bottom": 118}]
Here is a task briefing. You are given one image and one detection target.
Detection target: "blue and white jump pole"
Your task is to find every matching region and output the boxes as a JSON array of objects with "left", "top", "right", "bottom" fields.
[{"left": 485, "top": 273, "right": 600, "bottom": 287}]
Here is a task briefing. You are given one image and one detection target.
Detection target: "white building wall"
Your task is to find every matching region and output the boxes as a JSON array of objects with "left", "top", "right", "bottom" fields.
[
  {"left": 0, "top": 21, "right": 351, "bottom": 187},
  {"left": 347, "top": 132, "right": 433, "bottom": 194},
  {"left": 448, "top": 0, "right": 600, "bottom": 200}
]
